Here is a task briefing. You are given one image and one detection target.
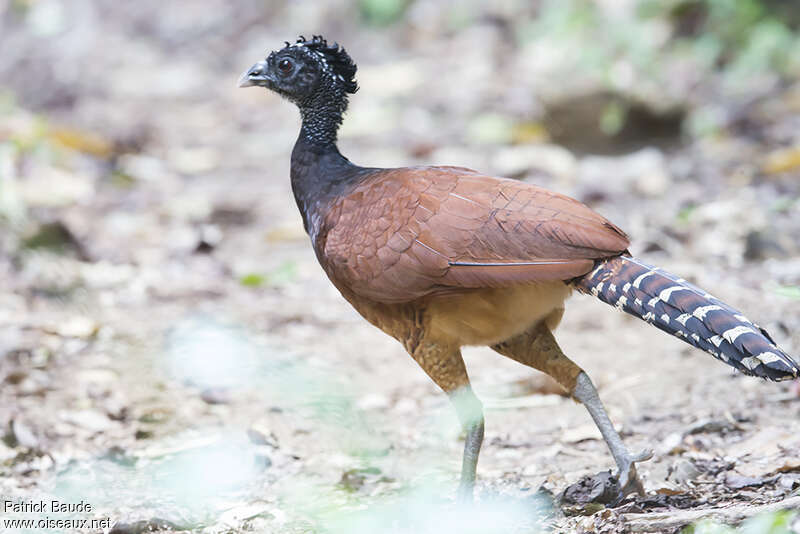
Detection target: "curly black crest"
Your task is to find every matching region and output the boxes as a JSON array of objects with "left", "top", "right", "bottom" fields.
[{"left": 288, "top": 35, "right": 358, "bottom": 94}]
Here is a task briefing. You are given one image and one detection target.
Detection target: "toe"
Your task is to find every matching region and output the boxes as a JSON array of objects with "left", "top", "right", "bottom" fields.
[{"left": 616, "top": 451, "right": 653, "bottom": 500}]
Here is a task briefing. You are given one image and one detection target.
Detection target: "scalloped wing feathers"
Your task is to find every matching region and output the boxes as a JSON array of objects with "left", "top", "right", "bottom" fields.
[{"left": 320, "top": 166, "right": 629, "bottom": 303}]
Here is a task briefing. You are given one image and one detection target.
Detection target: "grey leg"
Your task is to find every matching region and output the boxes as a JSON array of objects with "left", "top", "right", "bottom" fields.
[
  {"left": 572, "top": 372, "right": 653, "bottom": 498},
  {"left": 492, "top": 324, "right": 652, "bottom": 502},
  {"left": 451, "top": 386, "right": 485, "bottom": 503}
]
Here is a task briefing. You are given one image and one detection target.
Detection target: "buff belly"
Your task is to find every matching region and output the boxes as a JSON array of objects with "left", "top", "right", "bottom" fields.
[{"left": 426, "top": 281, "right": 572, "bottom": 346}]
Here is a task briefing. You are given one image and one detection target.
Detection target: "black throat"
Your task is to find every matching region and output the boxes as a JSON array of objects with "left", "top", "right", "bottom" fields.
[
  {"left": 290, "top": 86, "right": 364, "bottom": 242},
  {"left": 297, "top": 84, "right": 347, "bottom": 147}
]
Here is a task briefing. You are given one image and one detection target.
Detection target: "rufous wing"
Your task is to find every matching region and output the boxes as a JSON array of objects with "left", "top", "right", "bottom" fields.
[{"left": 321, "top": 166, "right": 629, "bottom": 303}]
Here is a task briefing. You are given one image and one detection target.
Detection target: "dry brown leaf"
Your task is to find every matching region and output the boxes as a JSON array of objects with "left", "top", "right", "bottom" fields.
[
  {"left": 653, "top": 482, "right": 684, "bottom": 496},
  {"left": 771, "top": 458, "right": 800, "bottom": 475},
  {"left": 762, "top": 146, "right": 800, "bottom": 174},
  {"left": 49, "top": 127, "right": 114, "bottom": 158},
  {"left": 511, "top": 121, "right": 549, "bottom": 144}
]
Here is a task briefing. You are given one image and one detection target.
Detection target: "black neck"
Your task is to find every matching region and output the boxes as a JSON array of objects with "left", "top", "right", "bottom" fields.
[
  {"left": 297, "top": 86, "right": 347, "bottom": 148},
  {"left": 290, "top": 120, "right": 363, "bottom": 242},
  {"left": 289, "top": 85, "right": 371, "bottom": 241}
]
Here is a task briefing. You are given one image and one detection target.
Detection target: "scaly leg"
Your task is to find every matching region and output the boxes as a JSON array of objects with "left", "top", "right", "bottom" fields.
[
  {"left": 492, "top": 321, "right": 652, "bottom": 502},
  {"left": 572, "top": 371, "right": 652, "bottom": 498}
]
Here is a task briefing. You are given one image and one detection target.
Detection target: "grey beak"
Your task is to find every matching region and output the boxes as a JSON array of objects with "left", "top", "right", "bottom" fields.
[{"left": 238, "top": 61, "right": 270, "bottom": 88}]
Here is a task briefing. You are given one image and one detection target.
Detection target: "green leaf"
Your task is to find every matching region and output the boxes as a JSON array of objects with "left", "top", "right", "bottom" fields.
[
  {"left": 268, "top": 261, "right": 298, "bottom": 286},
  {"left": 769, "top": 197, "right": 797, "bottom": 213},
  {"left": 676, "top": 204, "right": 696, "bottom": 225},
  {"left": 599, "top": 101, "right": 626, "bottom": 136},
  {"left": 683, "top": 520, "right": 736, "bottom": 534},
  {"left": 239, "top": 262, "right": 297, "bottom": 288},
  {"left": 740, "top": 510, "right": 796, "bottom": 534},
  {"left": 773, "top": 285, "right": 800, "bottom": 300},
  {"left": 466, "top": 113, "right": 515, "bottom": 145},
  {"left": 359, "top": 0, "right": 407, "bottom": 26},
  {"left": 239, "top": 273, "right": 265, "bottom": 287}
]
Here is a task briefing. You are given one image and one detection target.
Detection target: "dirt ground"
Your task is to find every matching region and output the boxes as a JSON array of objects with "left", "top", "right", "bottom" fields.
[{"left": 1, "top": 1, "right": 799, "bottom": 533}]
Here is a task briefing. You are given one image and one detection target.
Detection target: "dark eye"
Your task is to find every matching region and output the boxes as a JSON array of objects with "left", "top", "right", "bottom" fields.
[{"left": 277, "top": 58, "right": 293, "bottom": 75}]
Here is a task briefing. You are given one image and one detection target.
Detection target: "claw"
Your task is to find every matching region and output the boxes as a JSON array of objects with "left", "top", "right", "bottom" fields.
[{"left": 614, "top": 449, "right": 654, "bottom": 503}]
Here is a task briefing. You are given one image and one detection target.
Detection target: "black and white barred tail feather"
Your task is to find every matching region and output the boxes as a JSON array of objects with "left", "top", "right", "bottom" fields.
[{"left": 574, "top": 255, "right": 799, "bottom": 381}]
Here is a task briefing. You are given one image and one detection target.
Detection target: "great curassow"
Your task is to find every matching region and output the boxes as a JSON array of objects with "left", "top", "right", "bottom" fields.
[{"left": 238, "top": 36, "right": 799, "bottom": 503}]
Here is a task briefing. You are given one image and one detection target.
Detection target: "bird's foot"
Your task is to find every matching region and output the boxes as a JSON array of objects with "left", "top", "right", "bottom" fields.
[
  {"left": 561, "top": 448, "right": 653, "bottom": 508},
  {"left": 613, "top": 448, "right": 653, "bottom": 503}
]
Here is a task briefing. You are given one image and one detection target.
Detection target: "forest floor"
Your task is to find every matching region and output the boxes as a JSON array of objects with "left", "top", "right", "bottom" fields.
[{"left": 1, "top": 2, "right": 799, "bottom": 533}]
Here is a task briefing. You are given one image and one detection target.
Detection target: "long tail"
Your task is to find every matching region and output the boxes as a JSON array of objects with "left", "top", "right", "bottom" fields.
[{"left": 573, "top": 255, "right": 799, "bottom": 381}]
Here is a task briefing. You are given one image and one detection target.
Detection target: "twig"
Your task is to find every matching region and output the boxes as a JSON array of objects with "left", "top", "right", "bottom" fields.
[{"left": 622, "top": 495, "right": 800, "bottom": 532}]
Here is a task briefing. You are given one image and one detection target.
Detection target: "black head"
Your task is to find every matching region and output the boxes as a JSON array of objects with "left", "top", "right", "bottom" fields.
[{"left": 238, "top": 35, "right": 358, "bottom": 104}]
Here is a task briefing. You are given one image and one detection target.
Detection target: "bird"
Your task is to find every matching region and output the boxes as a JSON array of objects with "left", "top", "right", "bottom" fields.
[{"left": 238, "top": 35, "right": 799, "bottom": 504}]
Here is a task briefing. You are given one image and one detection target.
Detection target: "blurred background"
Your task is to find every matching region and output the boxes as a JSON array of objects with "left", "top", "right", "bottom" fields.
[{"left": 1, "top": 1, "right": 799, "bottom": 532}]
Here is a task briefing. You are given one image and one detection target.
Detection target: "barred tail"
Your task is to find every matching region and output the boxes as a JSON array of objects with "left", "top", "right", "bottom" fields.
[{"left": 574, "top": 255, "right": 799, "bottom": 381}]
